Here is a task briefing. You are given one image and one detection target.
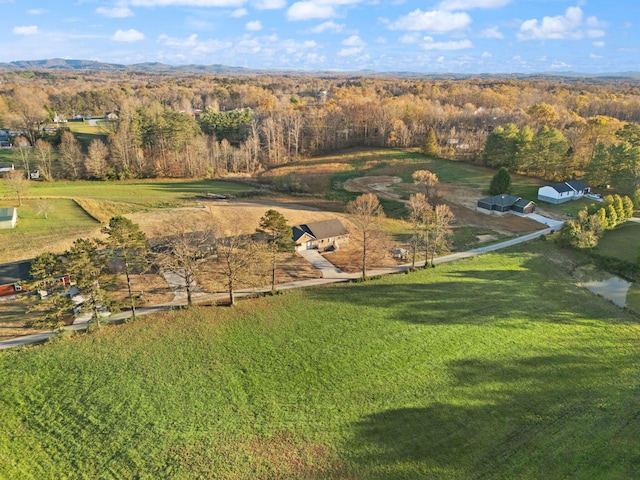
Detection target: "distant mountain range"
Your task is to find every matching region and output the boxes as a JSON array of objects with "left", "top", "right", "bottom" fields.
[
  {"left": 1, "top": 58, "right": 640, "bottom": 80},
  {"left": 0, "top": 58, "right": 255, "bottom": 74}
]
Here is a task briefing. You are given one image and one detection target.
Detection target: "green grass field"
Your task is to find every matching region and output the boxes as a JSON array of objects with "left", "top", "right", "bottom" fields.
[
  {"left": 595, "top": 222, "right": 640, "bottom": 263},
  {"left": 0, "top": 179, "right": 258, "bottom": 262},
  {"left": 1, "top": 179, "right": 256, "bottom": 208},
  {"left": 1, "top": 241, "right": 639, "bottom": 479}
]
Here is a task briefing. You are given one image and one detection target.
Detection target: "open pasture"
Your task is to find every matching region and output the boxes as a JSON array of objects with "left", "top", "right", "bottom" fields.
[{"left": 1, "top": 241, "right": 639, "bottom": 479}]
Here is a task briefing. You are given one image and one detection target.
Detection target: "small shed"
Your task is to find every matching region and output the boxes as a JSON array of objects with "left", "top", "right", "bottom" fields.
[{"left": 0, "top": 208, "right": 17, "bottom": 229}]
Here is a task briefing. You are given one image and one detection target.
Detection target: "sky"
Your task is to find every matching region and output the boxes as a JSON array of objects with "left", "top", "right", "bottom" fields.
[{"left": 1, "top": 0, "right": 639, "bottom": 74}]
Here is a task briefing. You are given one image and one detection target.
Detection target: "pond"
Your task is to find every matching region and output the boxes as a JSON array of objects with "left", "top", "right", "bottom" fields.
[{"left": 573, "top": 264, "right": 637, "bottom": 309}]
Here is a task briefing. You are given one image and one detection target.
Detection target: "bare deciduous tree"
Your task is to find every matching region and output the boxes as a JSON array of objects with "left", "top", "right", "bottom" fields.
[
  {"left": 216, "top": 231, "right": 261, "bottom": 306},
  {"left": 4, "top": 170, "right": 28, "bottom": 206},
  {"left": 346, "top": 193, "right": 386, "bottom": 278},
  {"left": 33, "top": 139, "right": 53, "bottom": 180},
  {"left": 85, "top": 139, "right": 109, "bottom": 179},
  {"left": 156, "top": 224, "right": 215, "bottom": 306},
  {"left": 412, "top": 169, "right": 439, "bottom": 201},
  {"left": 407, "top": 193, "right": 432, "bottom": 269}
]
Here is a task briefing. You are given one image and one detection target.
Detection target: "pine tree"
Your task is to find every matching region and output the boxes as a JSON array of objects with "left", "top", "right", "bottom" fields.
[
  {"left": 488, "top": 167, "right": 512, "bottom": 195},
  {"left": 421, "top": 128, "right": 439, "bottom": 157}
]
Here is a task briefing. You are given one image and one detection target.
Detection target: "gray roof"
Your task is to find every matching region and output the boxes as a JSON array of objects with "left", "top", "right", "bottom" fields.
[
  {"left": 0, "top": 260, "right": 31, "bottom": 286},
  {"left": 292, "top": 218, "right": 349, "bottom": 242},
  {"left": 513, "top": 198, "right": 535, "bottom": 208},
  {"left": 478, "top": 194, "right": 520, "bottom": 208},
  {"left": 547, "top": 180, "right": 589, "bottom": 193},
  {"left": 566, "top": 179, "right": 589, "bottom": 191}
]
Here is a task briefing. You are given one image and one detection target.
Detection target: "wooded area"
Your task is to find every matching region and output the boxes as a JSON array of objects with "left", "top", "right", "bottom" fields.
[{"left": 2, "top": 70, "right": 640, "bottom": 194}]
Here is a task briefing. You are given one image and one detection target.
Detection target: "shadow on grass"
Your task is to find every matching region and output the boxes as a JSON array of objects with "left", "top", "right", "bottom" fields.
[
  {"left": 341, "top": 352, "right": 640, "bottom": 478},
  {"left": 306, "top": 254, "right": 612, "bottom": 326}
]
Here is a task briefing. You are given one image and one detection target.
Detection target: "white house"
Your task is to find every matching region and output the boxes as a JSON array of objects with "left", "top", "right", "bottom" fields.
[{"left": 537, "top": 180, "right": 590, "bottom": 204}]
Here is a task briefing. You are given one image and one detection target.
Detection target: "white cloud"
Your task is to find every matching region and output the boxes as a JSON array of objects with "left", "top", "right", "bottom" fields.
[
  {"left": 375, "top": 36, "right": 387, "bottom": 44},
  {"left": 399, "top": 33, "right": 421, "bottom": 44},
  {"left": 13, "top": 25, "right": 39, "bottom": 35},
  {"left": 337, "top": 34, "right": 365, "bottom": 56},
  {"left": 342, "top": 34, "right": 365, "bottom": 47},
  {"left": 590, "top": 53, "right": 602, "bottom": 59},
  {"left": 388, "top": 9, "right": 471, "bottom": 33},
  {"left": 420, "top": 36, "right": 473, "bottom": 50},
  {"left": 310, "top": 20, "right": 344, "bottom": 33},
  {"left": 592, "top": 41, "right": 605, "bottom": 48},
  {"left": 479, "top": 27, "right": 503, "bottom": 39},
  {"left": 252, "top": 0, "right": 286, "bottom": 9},
  {"left": 158, "top": 33, "right": 199, "bottom": 47},
  {"left": 96, "top": 6, "right": 135, "bottom": 17},
  {"left": 338, "top": 47, "right": 362, "bottom": 56},
  {"left": 246, "top": 20, "right": 262, "bottom": 30},
  {"left": 231, "top": 8, "right": 248, "bottom": 16},
  {"left": 517, "top": 6, "right": 606, "bottom": 41},
  {"left": 27, "top": 8, "right": 47, "bottom": 15},
  {"left": 481, "top": 51, "right": 492, "bottom": 57},
  {"left": 438, "top": 0, "right": 509, "bottom": 10},
  {"left": 130, "top": 0, "right": 245, "bottom": 7},
  {"left": 112, "top": 29, "right": 145, "bottom": 42},
  {"left": 287, "top": 2, "right": 334, "bottom": 20}
]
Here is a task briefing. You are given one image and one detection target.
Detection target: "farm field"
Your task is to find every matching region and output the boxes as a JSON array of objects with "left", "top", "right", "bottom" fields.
[{"left": 1, "top": 240, "right": 639, "bottom": 479}]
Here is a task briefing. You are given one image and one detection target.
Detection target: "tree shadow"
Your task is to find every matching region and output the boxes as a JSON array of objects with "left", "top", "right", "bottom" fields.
[
  {"left": 305, "top": 254, "right": 636, "bottom": 327},
  {"left": 340, "top": 352, "right": 640, "bottom": 478}
]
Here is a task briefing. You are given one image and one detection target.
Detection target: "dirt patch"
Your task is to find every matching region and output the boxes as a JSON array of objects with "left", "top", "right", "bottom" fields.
[
  {"left": 344, "top": 176, "right": 403, "bottom": 201},
  {"left": 127, "top": 200, "right": 345, "bottom": 239}
]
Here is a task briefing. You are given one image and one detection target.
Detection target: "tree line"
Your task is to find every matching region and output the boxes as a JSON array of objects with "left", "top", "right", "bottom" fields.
[{"left": 3, "top": 72, "right": 640, "bottom": 192}]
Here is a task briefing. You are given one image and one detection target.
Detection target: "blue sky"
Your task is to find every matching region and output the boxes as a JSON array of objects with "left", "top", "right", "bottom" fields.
[{"left": 1, "top": 0, "right": 639, "bottom": 73}]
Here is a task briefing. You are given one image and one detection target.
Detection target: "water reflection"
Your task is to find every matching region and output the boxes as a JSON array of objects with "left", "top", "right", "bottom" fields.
[{"left": 574, "top": 265, "right": 632, "bottom": 308}]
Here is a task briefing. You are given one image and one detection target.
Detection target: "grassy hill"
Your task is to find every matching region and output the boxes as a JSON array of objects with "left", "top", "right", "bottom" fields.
[{"left": 1, "top": 240, "right": 639, "bottom": 478}]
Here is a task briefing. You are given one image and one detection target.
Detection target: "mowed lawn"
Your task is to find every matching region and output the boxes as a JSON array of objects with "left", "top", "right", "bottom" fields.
[
  {"left": 0, "top": 179, "right": 258, "bottom": 262},
  {"left": 6, "top": 179, "right": 257, "bottom": 207},
  {"left": 595, "top": 221, "right": 640, "bottom": 262},
  {"left": 1, "top": 241, "right": 639, "bottom": 479}
]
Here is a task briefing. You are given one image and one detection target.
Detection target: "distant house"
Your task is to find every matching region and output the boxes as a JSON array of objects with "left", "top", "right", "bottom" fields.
[
  {"left": 0, "top": 208, "right": 17, "bottom": 229},
  {"left": 0, "top": 128, "right": 10, "bottom": 149},
  {"left": 0, "top": 260, "right": 31, "bottom": 297},
  {"left": 0, "top": 163, "right": 14, "bottom": 173},
  {"left": 105, "top": 111, "right": 119, "bottom": 120},
  {"left": 477, "top": 194, "right": 536, "bottom": 216},
  {"left": 292, "top": 218, "right": 350, "bottom": 252},
  {"left": 538, "top": 180, "right": 590, "bottom": 204}
]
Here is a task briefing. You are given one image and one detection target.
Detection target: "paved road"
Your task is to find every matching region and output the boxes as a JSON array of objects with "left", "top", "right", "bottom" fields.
[{"left": 0, "top": 214, "right": 563, "bottom": 351}]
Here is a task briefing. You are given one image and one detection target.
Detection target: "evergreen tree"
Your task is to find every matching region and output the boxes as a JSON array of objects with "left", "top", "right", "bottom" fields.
[
  {"left": 101, "top": 216, "right": 149, "bottom": 319},
  {"left": 421, "top": 127, "right": 439, "bottom": 157},
  {"left": 257, "top": 209, "right": 294, "bottom": 292},
  {"left": 488, "top": 167, "right": 512, "bottom": 195}
]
